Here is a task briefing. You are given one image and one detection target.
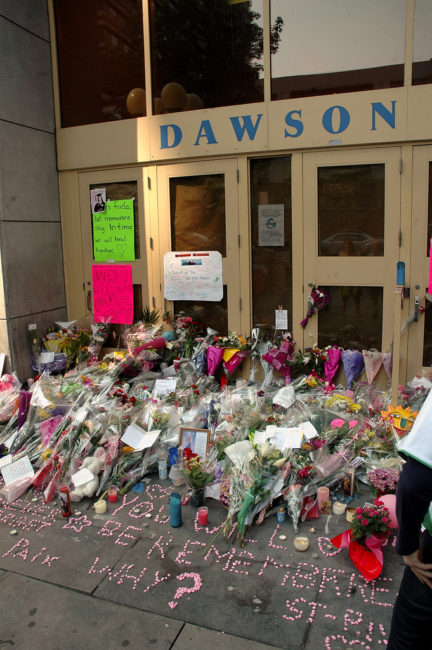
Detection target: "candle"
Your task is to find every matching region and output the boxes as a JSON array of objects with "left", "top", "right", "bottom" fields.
[
  {"left": 94, "top": 499, "right": 107, "bottom": 514},
  {"left": 317, "top": 486, "right": 330, "bottom": 512},
  {"left": 332, "top": 501, "right": 346, "bottom": 515},
  {"left": 346, "top": 506, "right": 356, "bottom": 523},
  {"left": 108, "top": 487, "right": 118, "bottom": 503},
  {"left": 294, "top": 535, "right": 309, "bottom": 551},
  {"left": 169, "top": 492, "right": 182, "bottom": 528},
  {"left": 157, "top": 453, "right": 168, "bottom": 480},
  {"left": 169, "top": 463, "right": 185, "bottom": 487},
  {"left": 198, "top": 507, "right": 208, "bottom": 526}
]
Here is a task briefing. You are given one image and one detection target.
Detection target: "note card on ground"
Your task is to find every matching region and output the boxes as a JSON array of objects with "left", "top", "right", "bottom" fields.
[
  {"left": 93, "top": 199, "right": 135, "bottom": 262},
  {"left": 92, "top": 264, "right": 133, "bottom": 324},
  {"left": 1, "top": 456, "right": 34, "bottom": 486},
  {"left": 121, "top": 424, "right": 161, "bottom": 451}
]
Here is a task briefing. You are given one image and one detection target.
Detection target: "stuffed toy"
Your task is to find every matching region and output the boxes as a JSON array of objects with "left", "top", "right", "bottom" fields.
[{"left": 70, "top": 449, "right": 106, "bottom": 501}]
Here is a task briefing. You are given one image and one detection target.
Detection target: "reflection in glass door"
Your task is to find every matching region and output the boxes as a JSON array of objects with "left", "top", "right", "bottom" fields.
[
  {"left": 157, "top": 160, "right": 240, "bottom": 334},
  {"left": 250, "top": 156, "right": 292, "bottom": 332},
  {"left": 303, "top": 148, "right": 401, "bottom": 352}
]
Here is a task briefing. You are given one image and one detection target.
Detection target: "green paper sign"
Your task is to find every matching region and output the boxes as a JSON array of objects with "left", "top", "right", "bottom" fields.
[{"left": 92, "top": 199, "right": 135, "bottom": 262}]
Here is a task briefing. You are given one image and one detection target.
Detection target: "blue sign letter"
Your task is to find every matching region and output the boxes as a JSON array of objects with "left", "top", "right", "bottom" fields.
[
  {"left": 160, "top": 124, "right": 182, "bottom": 149},
  {"left": 322, "top": 106, "right": 350, "bottom": 134},
  {"left": 194, "top": 120, "right": 218, "bottom": 146},
  {"left": 371, "top": 101, "right": 396, "bottom": 131},
  {"left": 284, "top": 110, "right": 304, "bottom": 138},
  {"left": 229, "top": 114, "right": 263, "bottom": 141}
]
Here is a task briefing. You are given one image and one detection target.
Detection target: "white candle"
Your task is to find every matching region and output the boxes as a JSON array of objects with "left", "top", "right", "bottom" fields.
[
  {"left": 332, "top": 501, "right": 346, "bottom": 515},
  {"left": 94, "top": 499, "right": 107, "bottom": 514},
  {"left": 294, "top": 535, "right": 309, "bottom": 551}
]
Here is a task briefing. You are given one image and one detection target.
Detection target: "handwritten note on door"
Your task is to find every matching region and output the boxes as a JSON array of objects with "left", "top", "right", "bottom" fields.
[
  {"left": 164, "top": 251, "right": 223, "bottom": 301},
  {"left": 92, "top": 199, "right": 135, "bottom": 262},
  {"left": 92, "top": 264, "right": 134, "bottom": 324}
]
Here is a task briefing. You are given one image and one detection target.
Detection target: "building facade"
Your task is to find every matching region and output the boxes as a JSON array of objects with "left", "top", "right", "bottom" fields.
[
  {"left": 0, "top": 1, "right": 66, "bottom": 380},
  {"left": 48, "top": 0, "right": 432, "bottom": 386}
]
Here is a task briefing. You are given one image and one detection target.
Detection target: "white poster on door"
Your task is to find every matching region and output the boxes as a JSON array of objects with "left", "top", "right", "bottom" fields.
[
  {"left": 258, "top": 204, "right": 284, "bottom": 246},
  {"left": 164, "top": 251, "right": 223, "bottom": 301}
]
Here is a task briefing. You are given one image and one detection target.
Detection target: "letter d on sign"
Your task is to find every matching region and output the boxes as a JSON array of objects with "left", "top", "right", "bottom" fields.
[{"left": 160, "top": 124, "right": 182, "bottom": 149}]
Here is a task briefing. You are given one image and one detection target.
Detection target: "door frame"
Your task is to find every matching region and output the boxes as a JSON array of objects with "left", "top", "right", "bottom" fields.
[
  {"left": 156, "top": 158, "right": 243, "bottom": 333},
  {"left": 301, "top": 146, "right": 402, "bottom": 353},
  {"left": 77, "top": 166, "right": 152, "bottom": 317}
]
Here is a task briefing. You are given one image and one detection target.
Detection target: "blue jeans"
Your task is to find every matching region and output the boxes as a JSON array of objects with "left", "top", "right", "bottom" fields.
[{"left": 387, "top": 531, "right": 432, "bottom": 649}]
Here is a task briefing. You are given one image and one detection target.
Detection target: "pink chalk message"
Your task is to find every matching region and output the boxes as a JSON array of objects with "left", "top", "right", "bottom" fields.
[{"left": 92, "top": 264, "right": 133, "bottom": 324}]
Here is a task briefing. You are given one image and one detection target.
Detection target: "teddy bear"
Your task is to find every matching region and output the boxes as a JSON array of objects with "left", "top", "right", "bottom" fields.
[{"left": 69, "top": 448, "right": 106, "bottom": 501}]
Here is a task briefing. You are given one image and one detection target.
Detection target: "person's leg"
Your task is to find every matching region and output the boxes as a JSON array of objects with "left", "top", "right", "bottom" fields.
[{"left": 387, "top": 532, "right": 432, "bottom": 649}]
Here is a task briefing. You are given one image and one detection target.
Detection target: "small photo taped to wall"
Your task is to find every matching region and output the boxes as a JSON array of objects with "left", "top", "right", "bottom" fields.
[{"left": 91, "top": 188, "right": 107, "bottom": 214}]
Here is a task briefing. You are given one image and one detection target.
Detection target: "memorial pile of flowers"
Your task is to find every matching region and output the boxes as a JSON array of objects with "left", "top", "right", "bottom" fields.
[{"left": 0, "top": 313, "right": 428, "bottom": 582}]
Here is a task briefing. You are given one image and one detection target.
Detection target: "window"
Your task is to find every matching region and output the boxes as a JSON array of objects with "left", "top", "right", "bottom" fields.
[
  {"left": 149, "top": 0, "right": 264, "bottom": 114},
  {"left": 54, "top": 0, "right": 145, "bottom": 127},
  {"left": 413, "top": 0, "right": 432, "bottom": 87},
  {"left": 270, "top": 0, "right": 405, "bottom": 101}
]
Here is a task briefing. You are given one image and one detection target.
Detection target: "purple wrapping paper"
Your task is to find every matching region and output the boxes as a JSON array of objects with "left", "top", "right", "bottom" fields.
[
  {"left": 342, "top": 349, "right": 365, "bottom": 389},
  {"left": 206, "top": 346, "right": 224, "bottom": 376},
  {"left": 17, "top": 390, "right": 32, "bottom": 430},
  {"left": 324, "top": 347, "right": 342, "bottom": 382}
]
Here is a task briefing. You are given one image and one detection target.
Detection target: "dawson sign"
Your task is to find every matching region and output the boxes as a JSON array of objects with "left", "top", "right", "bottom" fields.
[{"left": 160, "top": 101, "right": 396, "bottom": 149}]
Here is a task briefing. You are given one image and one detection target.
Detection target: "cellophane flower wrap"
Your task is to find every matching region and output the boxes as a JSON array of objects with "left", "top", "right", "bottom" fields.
[{"left": 342, "top": 349, "right": 365, "bottom": 389}]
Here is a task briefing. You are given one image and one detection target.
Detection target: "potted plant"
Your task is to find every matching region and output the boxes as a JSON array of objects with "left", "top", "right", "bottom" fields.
[
  {"left": 181, "top": 447, "right": 215, "bottom": 507},
  {"left": 331, "top": 499, "right": 392, "bottom": 580}
]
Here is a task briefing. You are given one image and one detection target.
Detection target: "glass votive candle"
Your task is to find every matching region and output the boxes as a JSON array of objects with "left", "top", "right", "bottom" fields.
[
  {"left": 198, "top": 507, "right": 208, "bottom": 526},
  {"left": 94, "top": 499, "right": 107, "bottom": 514},
  {"left": 294, "top": 535, "right": 309, "bottom": 551},
  {"left": 332, "top": 501, "right": 346, "bottom": 515},
  {"left": 108, "top": 487, "right": 118, "bottom": 503},
  {"left": 346, "top": 506, "right": 356, "bottom": 523}
]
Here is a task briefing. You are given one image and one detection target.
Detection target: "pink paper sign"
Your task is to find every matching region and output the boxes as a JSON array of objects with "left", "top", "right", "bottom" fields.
[
  {"left": 92, "top": 264, "right": 133, "bottom": 324},
  {"left": 429, "top": 238, "right": 432, "bottom": 294}
]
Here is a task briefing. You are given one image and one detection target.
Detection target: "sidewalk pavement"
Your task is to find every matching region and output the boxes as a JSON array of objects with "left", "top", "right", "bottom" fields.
[{"left": 0, "top": 478, "right": 402, "bottom": 649}]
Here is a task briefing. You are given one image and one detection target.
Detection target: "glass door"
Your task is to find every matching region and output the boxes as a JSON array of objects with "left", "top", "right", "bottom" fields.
[
  {"left": 302, "top": 148, "right": 401, "bottom": 353},
  {"left": 407, "top": 146, "right": 432, "bottom": 378},
  {"left": 78, "top": 167, "right": 151, "bottom": 323},
  {"left": 157, "top": 160, "right": 241, "bottom": 334}
]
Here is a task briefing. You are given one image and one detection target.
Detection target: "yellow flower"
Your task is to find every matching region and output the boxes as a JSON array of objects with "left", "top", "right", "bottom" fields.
[{"left": 41, "top": 448, "right": 53, "bottom": 460}]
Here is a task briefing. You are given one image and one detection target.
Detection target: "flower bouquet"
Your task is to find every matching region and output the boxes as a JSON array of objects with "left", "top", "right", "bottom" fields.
[
  {"left": 262, "top": 336, "right": 294, "bottom": 383},
  {"left": 331, "top": 499, "right": 392, "bottom": 580},
  {"left": 174, "top": 313, "right": 205, "bottom": 359},
  {"left": 366, "top": 467, "right": 399, "bottom": 497},
  {"left": 213, "top": 332, "right": 251, "bottom": 377},
  {"left": 181, "top": 447, "right": 215, "bottom": 506}
]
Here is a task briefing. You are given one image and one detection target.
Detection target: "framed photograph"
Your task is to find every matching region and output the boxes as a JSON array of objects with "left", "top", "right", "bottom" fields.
[{"left": 179, "top": 427, "right": 210, "bottom": 458}]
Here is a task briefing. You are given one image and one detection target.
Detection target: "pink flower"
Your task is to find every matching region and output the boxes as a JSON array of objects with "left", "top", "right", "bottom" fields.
[
  {"left": 361, "top": 519, "right": 369, "bottom": 526},
  {"left": 382, "top": 517, "right": 389, "bottom": 523},
  {"left": 356, "top": 514, "right": 362, "bottom": 520},
  {"left": 355, "top": 508, "right": 362, "bottom": 514}
]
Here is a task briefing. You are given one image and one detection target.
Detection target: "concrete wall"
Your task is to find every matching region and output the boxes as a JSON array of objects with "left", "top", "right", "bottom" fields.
[{"left": 0, "top": 0, "right": 65, "bottom": 380}]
